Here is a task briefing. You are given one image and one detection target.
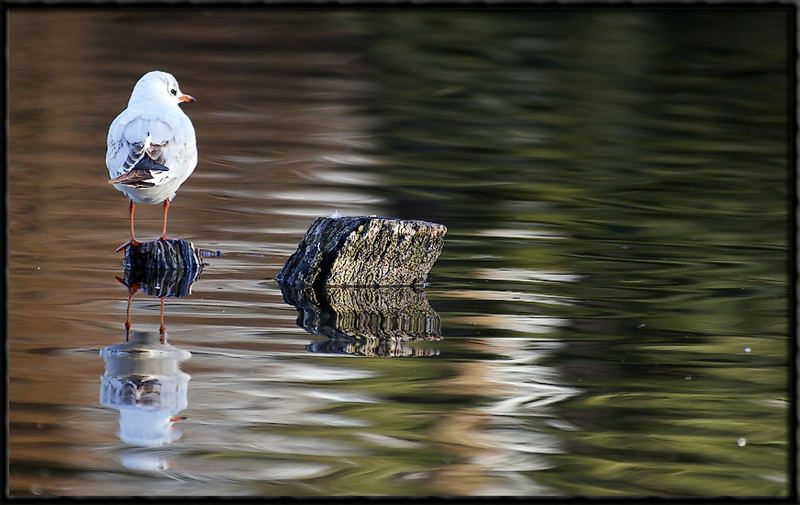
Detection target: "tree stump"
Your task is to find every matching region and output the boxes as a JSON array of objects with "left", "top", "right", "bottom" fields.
[
  {"left": 122, "top": 240, "right": 204, "bottom": 298},
  {"left": 276, "top": 216, "right": 447, "bottom": 288}
]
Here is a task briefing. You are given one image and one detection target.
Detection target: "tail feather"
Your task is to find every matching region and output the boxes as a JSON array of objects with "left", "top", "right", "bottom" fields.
[
  {"left": 109, "top": 155, "right": 170, "bottom": 187},
  {"left": 109, "top": 169, "right": 156, "bottom": 187}
]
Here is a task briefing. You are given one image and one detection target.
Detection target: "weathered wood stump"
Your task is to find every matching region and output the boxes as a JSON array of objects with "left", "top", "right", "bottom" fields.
[
  {"left": 122, "top": 240, "right": 204, "bottom": 298},
  {"left": 280, "top": 284, "right": 442, "bottom": 357},
  {"left": 276, "top": 216, "right": 447, "bottom": 288},
  {"left": 123, "top": 239, "right": 203, "bottom": 272}
]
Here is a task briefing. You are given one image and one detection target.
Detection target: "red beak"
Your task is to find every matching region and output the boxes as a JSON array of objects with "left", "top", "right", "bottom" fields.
[{"left": 179, "top": 94, "right": 195, "bottom": 103}]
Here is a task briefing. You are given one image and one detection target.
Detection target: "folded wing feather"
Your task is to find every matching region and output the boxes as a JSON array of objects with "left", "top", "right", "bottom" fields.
[{"left": 108, "top": 117, "right": 172, "bottom": 186}]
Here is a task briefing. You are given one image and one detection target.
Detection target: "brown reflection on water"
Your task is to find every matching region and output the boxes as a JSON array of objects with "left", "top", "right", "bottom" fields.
[
  {"left": 9, "top": 9, "right": 392, "bottom": 496},
  {"left": 9, "top": 9, "right": 385, "bottom": 258},
  {"left": 427, "top": 338, "right": 576, "bottom": 495},
  {"left": 8, "top": 8, "right": 386, "bottom": 352}
]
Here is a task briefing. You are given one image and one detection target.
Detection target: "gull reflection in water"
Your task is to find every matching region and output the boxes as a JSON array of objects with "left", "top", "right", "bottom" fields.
[
  {"left": 100, "top": 257, "right": 201, "bottom": 451},
  {"left": 100, "top": 327, "right": 190, "bottom": 447}
]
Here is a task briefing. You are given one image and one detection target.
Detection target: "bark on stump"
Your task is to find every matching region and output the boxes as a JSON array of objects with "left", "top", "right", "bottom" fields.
[
  {"left": 122, "top": 240, "right": 204, "bottom": 298},
  {"left": 276, "top": 216, "right": 447, "bottom": 287}
]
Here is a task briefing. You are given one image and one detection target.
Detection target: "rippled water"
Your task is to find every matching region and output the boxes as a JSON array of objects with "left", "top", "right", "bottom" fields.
[{"left": 8, "top": 8, "right": 793, "bottom": 497}]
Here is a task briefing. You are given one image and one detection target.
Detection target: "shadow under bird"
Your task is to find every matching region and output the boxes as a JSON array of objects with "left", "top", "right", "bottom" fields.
[{"left": 107, "top": 70, "right": 197, "bottom": 252}]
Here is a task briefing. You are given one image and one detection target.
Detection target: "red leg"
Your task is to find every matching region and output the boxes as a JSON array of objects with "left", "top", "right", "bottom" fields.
[
  {"left": 158, "top": 199, "right": 173, "bottom": 242},
  {"left": 116, "top": 200, "right": 143, "bottom": 252}
]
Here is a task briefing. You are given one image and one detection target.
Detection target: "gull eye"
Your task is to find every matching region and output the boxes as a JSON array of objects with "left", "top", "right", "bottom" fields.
[{"left": 170, "top": 88, "right": 177, "bottom": 96}]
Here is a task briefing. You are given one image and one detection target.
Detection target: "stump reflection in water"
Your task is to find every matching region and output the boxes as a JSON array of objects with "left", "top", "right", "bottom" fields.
[{"left": 280, "top": 284, "right": 442, "bottom": 357}]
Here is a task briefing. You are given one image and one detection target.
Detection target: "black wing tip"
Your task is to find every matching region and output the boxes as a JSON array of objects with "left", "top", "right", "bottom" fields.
[
  {"left": 133, "top": 156, "right": 170, "bottom": 172},
  {"left": 128, "top": 181, "right": 156, "bottom": 188}
]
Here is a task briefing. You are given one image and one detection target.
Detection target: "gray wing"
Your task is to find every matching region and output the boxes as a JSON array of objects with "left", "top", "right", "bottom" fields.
[
  {"left": 121, "top": 117, "right": 173, "bottom": 170},
  {"left": 107, "top": 114, "right": 174, "bottom": 178}
]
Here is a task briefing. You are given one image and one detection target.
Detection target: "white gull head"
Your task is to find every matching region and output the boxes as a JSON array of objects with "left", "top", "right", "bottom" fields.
[{"left": 128, "top": 70, "right": 195, "bottom": 108}]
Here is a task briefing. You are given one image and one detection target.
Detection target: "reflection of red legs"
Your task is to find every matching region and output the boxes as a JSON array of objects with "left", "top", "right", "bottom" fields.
[
  {"left": 125, "top": 295, "right": 132, "bottom": 341},
  {"left": 159, "top": 297, "right": 166, "bottom": 344},
  {"left": 117, "top": 200, "right": 144, "bottom": 252},
  {"left": 116, "top": 276, "right": 141, "bottom": 340},
  {"left": 158, "top": 200, "right": 173, "bottom": 242}
]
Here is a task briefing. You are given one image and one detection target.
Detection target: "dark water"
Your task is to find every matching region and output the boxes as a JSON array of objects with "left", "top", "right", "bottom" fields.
[{"left": 8, "top": 7, "right": 793, "bottom": 497}]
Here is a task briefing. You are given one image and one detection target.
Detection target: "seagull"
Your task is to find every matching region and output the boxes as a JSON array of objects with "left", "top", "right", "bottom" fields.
[{"left": 107, "top": 71, "right": 197, "bottom": 252}]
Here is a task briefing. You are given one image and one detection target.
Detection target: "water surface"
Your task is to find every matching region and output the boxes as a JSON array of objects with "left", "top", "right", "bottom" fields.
[{"left": 8, "top": 7, "right": 793, "bottom": 497}]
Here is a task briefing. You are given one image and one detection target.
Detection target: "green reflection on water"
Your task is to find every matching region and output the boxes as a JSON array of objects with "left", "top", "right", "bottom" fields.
[{"left": 345, "top": 8, "right": 791, "bottom": 497}]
